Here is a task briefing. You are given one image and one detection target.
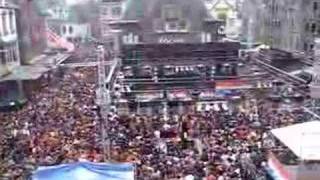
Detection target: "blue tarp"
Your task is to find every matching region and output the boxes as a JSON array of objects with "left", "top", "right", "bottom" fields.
[{"left": 32, "top": 162, "right": 135, "bottom": 180}]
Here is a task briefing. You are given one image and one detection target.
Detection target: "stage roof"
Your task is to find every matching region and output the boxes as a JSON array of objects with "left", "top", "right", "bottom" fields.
[{"left": 271, "top": 121, "right": 320, "bottom": 161}]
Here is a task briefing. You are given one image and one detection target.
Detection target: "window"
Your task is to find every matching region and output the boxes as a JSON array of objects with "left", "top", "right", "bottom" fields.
[
  {"left": 69, "top": 26, "right": 73, "bottom": 34},
  {"left": 305, "top": 23, "right": 309, "bottom": 32},
  {"left": 134, "top": 35, "right": 139, "bottom": 44},
  {"left": 101, "top": 7, "right": 108, "bottom": 16},
  {"left": 165, "top": 20, "right": 188, "bottom": 32},
  {"left": 9, "top": 11, "right": 14, "bottom": 34},
  {"left": 310, "top": 44, "right": 314, "bottom": 50},
  {"left": 167, "top": 22, "right": 177, "bottom": 30},
  {"left": 12, "top": 48, "right": 16, "bottom": 62},
  {"left": 304, "top": 43, "right": 308, "bottom": 51},
  {"left": 123, "top": 33, "right": 137, "bottom": 44},
  {"left": 163, "top": 4, "right": 180, "bottom": 20},
  {"left": 218, "top": 26, "right": 225, "bottom": 35},
  {"left": 314, "top": 2, "right": 318, "bottom": 11},
  {"left": 311, "top": 23, "right": 316, "bottom": 33},
  {"left": 2, "top": 12, "right": 8, "bottom": 36},
  {"left": 111, "top": 6, "right": 121, "bottom": 17},
  {"left": 7, "top": 48, "right": 12, "bottom": 63},
  {"left": 179, "top": 20, "right": 187, "bottom": 30},
  {"left": 122, "top": 35, "right": 128, "bottom": 44},
  {"left": 206, "top": 33, "right": 212, "bottom": 42},
  {"left": 62, "top": 25, "right": 67, "bottom": 34},
  {"left": 0, "top": 46, "right": 6, "bottom": 64},
  {"left": 201, "top": 32, "right": 206, "bottom": 43}
]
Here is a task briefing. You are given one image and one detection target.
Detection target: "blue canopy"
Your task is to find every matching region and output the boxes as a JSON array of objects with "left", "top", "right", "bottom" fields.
[{"left": 32, "top": 162, "right": 135, "bottom": 180}]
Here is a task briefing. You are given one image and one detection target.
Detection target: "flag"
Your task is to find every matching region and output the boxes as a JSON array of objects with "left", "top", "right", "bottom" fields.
[{"left": 266, "top": 152, "right": 291, "bottom": 180}]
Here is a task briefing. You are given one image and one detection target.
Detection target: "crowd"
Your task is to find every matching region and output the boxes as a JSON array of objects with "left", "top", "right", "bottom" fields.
[
  {"left": 0, "top": 67, "right": 310, "bottom": 180},
  {"left": 0, "top": 67, "right": 102, "bottom": 179}
]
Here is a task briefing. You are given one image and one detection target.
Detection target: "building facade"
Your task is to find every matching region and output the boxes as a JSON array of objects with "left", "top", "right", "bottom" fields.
[
  {"left": 242, "top": 0, "right": 320, "bottom": 54},
  {"left": 60, "top": 23, "right": 91, "bottom": 43},
  {"left": 205, "top": 0, "right": 243, "bottom": 40},
  {"left": 46, "top": 0, "right": 93, "bottom": 44},
  {"left": 100, "top": 0, "right": 225, "bottom": 45},
  {"left": 14, "top": 0, "right": 48, "bottom": 64},
  {"left": 99, "top": 0, "right": 242, "bottom": 115},
  {"left": 0, "top": 0, "right": 24, "bottom": 108},
  {"left": 0, "top": 0, "right": 20, "bottom": 77},
  {"left": 301, "top": 0, "right": 320, "bottom": 54}
]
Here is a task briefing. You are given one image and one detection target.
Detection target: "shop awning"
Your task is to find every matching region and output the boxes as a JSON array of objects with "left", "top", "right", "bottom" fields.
[
  {"left": 215, "top": 79, "right": 252, "bottom": 90},
  {"left": 136, "top": 92, "right": 163, "bottom": 102},
  {"left": 0, "top": 66, "right": 49, "bottom": 82},
  {"left": 168, "top": 90, "right": 191, "bottom": 101}
]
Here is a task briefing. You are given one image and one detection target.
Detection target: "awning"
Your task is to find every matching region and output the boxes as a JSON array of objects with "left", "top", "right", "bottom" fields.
[
  {"left": 32, "top": 162, "right": 135, "bottom": 180},
  {"left": 168, "top": 90, "right": 191, "bottom": 101},
  {"left": 199, "top": 90, "right": 215, "bottom": 99},
  {"left": 136, "top": 92, "right": 163, "bottom": 102},
  {"left": 196, "top": 101, "right": 228, "bottom": 112},
  {"left": 271, "top": 121, "right": 320, "bottom": 161},
  {"left": 215, "top": 79, "right": 253, "bottom": 90},
  {"left": 0, "top": 66, "right": 49, "bottom": 82}
]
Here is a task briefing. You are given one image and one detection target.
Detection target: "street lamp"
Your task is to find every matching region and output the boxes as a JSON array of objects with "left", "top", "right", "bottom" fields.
[{"left": 96, "top": 45, "right": 111, "bottom": 161}]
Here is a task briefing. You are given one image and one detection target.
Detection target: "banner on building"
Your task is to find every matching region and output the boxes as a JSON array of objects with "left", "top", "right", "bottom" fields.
[{"left": 46, "top": 28, "right": 75, "bottom": 52}]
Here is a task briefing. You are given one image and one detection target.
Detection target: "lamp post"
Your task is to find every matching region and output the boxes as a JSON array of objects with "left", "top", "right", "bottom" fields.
[{"left": 96, "top": 45, "right": 111, "bottom": 161}]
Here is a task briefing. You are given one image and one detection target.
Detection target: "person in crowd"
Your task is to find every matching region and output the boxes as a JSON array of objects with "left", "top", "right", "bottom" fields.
[{"left": 0, "top": 67, "right": 307, "bottom": 180}]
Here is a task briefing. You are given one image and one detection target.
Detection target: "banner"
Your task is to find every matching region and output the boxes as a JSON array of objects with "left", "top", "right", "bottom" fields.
[
  {"left": 266, "top": 152, "right": 291, "bottom": 180},
  {"left": 46, "top": 28, "right": 75, "bottom": 52},
  {"left": 32, "top": 162, "right": 135, "bottom": 180}
]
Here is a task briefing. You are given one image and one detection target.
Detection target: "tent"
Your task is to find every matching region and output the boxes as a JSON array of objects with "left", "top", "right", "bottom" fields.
[
  {"left": 271, "top": 121, "right": 320, "bottom": 161},
  {"left": 32, "top": 162, "right": 135, "bottom": 180}
]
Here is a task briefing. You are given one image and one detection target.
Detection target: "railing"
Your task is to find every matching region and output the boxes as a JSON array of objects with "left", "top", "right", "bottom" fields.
[{"left": 254, "top": 57, "right": 307, "bottom": 84}]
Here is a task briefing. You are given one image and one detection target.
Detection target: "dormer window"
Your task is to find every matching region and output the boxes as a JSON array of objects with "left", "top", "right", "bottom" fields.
[
  {"left": 179, "top": 20, "right": 186, "bottom": 29},
  {"left": 164, "top": 20, "right": 188, "bottom": 32},
  {"left": 123, "top": 32, "right": 139, "bottom": 44},
  {"left": 111, "top": 6, "right": 121, "bottom": 18},
  {"left": 166, "top": 22, "right": 178, "bottom": 31},
  {"left": 162, "top": 4, "right": 180, "bottom": 20}
]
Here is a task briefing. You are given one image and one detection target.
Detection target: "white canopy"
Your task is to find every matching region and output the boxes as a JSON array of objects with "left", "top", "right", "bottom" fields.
[{"left": 271, "top": 121, "right": 320, "bottom": 161}]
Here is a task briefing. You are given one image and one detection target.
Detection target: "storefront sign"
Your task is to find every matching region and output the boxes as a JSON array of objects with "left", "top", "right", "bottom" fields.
[{"left": 158, "top": 36, "right": 185, "bottom": 44}]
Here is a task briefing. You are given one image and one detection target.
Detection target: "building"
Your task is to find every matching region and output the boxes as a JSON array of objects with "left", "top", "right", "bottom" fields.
[
  {"left": 205, "top": 0, "right": 243, "bottom": 40},
  {"left": 0, "top": 0, "right": 20, "bottom": 77},
  {"left": 60, "top": 23, "right": 91, "bottom": 43},
  {"left": 242, "top": 0, "right": 320, "bottom": 54},
  {"left": 13, "top": 0, "right": 48, "bottom": 64},
  {"left": 240, "top": 0, "right": 265, "bottom": 47},
  {"left": 301, "top": 0, "right": 320, "bottom": 54},
  {"left": 0, "top": 0, "right": 24, "bottom": 108},
  {"left": 46, "top": 0, "right": 92, "bottom": 44},
  {"left": 100, "top": 0, "right": 241, "bottom": 115}
]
